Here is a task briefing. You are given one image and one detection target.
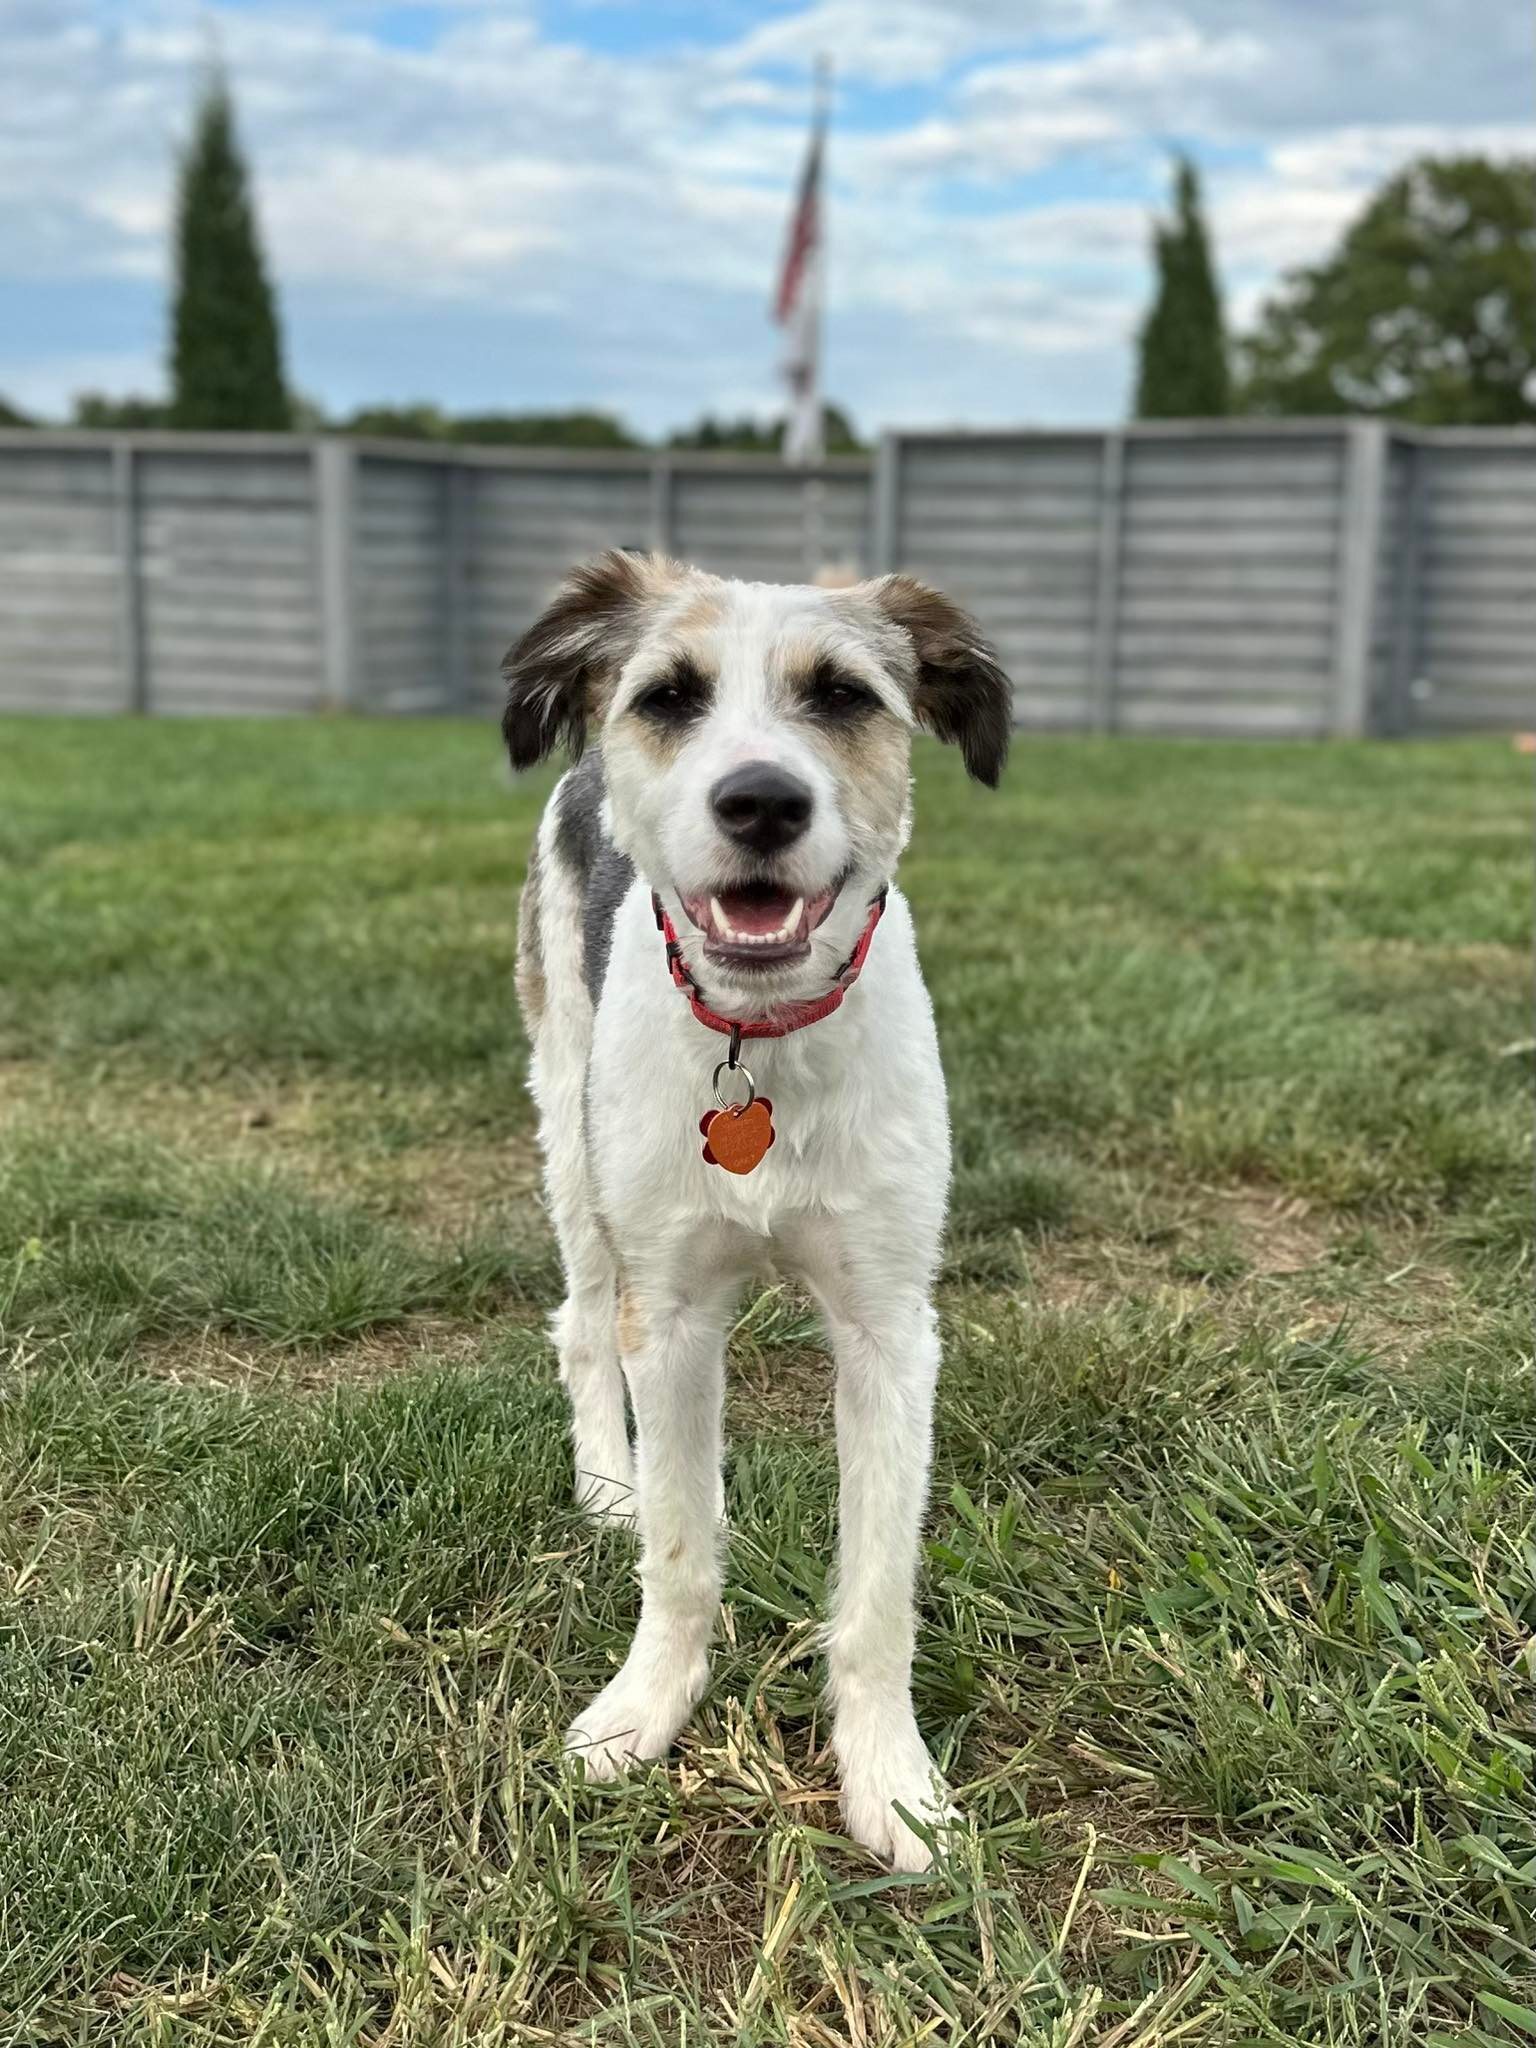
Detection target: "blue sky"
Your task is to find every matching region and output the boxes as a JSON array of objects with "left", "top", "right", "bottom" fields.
[{"left": 2, "top": 0, "right": 1532, "bottom": 436}]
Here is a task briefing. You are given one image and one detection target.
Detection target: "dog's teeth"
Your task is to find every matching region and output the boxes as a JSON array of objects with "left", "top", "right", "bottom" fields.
[{"left": 708, "top": 902, "right": 811, "bottom": 947}]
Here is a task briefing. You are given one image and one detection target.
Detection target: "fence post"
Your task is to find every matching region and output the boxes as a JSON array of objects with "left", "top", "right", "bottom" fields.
[
  {"left": 1383, "top": 434, "right": 1426, "bottom": 737},
  {"left": 1330, "top": 419, "right": 1387, "bottom": 737},
  {"left": 315, "top": 437, "right": 359, "bottom": 710},
  {"left": 872, "top": 430, "right": 902, "bottom": 572},
  {"left": 1090, "top": 430, "right": 1127, "bottom": 732},
  {"left": 443, "top": 458, "right": 470, "bottom": 711},
  {"left": 112, "top": 439, "right": 146, "bottom": 713},
  {"left": 649, "top": 456, "right": 676, "bottom": 556}
]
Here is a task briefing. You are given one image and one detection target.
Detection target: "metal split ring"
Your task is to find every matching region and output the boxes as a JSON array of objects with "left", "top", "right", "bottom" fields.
[{"left": 711, "top": 1058, "right": 756, "bottom": 1112}]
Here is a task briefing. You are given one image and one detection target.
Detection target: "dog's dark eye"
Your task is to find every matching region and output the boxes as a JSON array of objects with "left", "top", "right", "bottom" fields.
[
  {"left": 635, "top": 664, "right": 708, "bottom": 725},
  {"left": 821, "top": 680, "right": 872, "bottom": 711},
  {"left": 806, "top": 663, "right": 877, "bottom": 720}
]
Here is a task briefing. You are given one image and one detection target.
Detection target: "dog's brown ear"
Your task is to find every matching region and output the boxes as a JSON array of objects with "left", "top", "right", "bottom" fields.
[
  {"left": 501, "top": 550, "right": 664, "bottom": 769},
  {"left": 867, "top": 574, "right": 1012, "bottom": 786}
]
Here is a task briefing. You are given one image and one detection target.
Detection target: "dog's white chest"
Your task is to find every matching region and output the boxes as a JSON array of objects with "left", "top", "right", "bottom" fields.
[{"left": 587, "top": 884, "right": 950, "bottom": 1247}]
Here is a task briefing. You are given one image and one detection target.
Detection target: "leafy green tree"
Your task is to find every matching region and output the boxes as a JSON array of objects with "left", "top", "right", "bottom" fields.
[
  {"left": 72, "top": 393, "right": 170, "bottom": 428},
  {"left": 342, "top": 404, "right": 451, "bottom": 441},
  {"left": 1238, "top": 156, "right": 1536, "bottom": 424},
  {"left": 669, "top": 413, "right": 775, "bottom": 453},
  {"left": 338, "top": 406, "right": 640, "bottom": 448},
  {"left": 0, "top": 396, "right": 31, "bottom": 427},
  {"left": 169, "top": 72, "right": 290, "bottom": 429},
  {"left": 451, "top": 410, "right": 639, "bottom": 449},
  {"left": 1135, "top": 155, "right": 1230, "bottom": 418},
  {"left": 667, "top": 401, "right": 863, "bottom": 453}
]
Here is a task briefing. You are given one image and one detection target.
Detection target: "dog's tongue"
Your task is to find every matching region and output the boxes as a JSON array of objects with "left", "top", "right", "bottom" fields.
[{"left": 715, "top": 888, "right": 797, "bottom": 937}]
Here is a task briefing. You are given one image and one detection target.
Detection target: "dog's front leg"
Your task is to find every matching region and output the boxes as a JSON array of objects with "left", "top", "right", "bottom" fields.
[
  {"left": 825, "top": 1294, "right": 951, "bottom": 1871},
  {"left": 565, "top": 1274, "right": 732, "bottom": 1777}
]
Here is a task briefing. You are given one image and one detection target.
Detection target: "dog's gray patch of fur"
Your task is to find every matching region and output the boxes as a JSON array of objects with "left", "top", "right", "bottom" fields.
[{"left": 555, "top": 748, "right": 636, "bottom": 1006}]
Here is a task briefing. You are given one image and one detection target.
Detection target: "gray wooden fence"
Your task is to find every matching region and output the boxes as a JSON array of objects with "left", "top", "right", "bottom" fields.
[
  {"left": 880, "top": 422, "right": 1535, "bottom": 738},
  {"left": 0, "top": 423, "right": 1530, "bottom": 734}
]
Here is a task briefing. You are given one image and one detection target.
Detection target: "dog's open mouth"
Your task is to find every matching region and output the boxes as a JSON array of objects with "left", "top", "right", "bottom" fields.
[{"left": 680, "top": 881, "right": 841, "bottom": 967}]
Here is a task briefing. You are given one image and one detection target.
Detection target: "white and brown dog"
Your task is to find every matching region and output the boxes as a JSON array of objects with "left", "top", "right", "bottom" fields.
[{"left": 505, "top": 550, "right": 1010, "bottom": 1870}]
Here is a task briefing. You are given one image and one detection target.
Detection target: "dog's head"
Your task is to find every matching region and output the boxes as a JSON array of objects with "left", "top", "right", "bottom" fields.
[{"left": 502, "top": 550, "right": 1010, "bottom": 1003}]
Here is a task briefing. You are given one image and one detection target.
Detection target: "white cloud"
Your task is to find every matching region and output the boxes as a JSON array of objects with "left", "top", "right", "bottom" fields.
[
  {"left": 772, "top": 0, "right": 1534, "bottom": 132},
  {"left": 1268, "top": 123, "right": 1536, "bottom": 191},
  {"left": 3, "top": 348, "right": 164, "bottom": 413},
  {"left": 0, "top": 0, "right": 1531, "bottom": 430}
]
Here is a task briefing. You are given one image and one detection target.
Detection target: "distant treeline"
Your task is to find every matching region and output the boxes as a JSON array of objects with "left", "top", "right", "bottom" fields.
[{"left": 4, "top": 392, "right": 868, "bottom": 455}]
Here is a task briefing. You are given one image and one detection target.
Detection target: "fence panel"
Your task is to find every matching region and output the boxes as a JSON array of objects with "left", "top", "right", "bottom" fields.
[
  {"left": 890, "top": 434, "right": 1105, "bottom": 730},
  {"left": 463, "top": 457, "right": 654, "bottom": 711},
  {"left": 1405, "top": 435, "right": 1536, "bottom": 733},
  {"left": 138, "top": 448, "right": 323, "bottom": 714},
  {"left": 354, "top": 455, "right": 453, "bottom": 712},
  {"left": 0, "top": 443, "right": 124, "bottom": 712},
  {"left": 669, "top": 463, "right": 871, "bottom": 585},
  {"left": 1114, "top": 430, "right": 1348, "bottom": 737}
]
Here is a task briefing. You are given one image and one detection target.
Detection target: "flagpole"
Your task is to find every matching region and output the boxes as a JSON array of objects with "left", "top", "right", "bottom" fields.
[
  {"left": 802, "top": 53, "right": 830, "bottom": 579},
  {"left": 806, "top": 51, "right": 830, "bottom": 471}
]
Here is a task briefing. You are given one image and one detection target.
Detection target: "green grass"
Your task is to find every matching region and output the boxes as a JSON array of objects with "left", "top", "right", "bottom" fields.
[{"left": 0, "top": 717, "right": 1530, "bottom": 2045}]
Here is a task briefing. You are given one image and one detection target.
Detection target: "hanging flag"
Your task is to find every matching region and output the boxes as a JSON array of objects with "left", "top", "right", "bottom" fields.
[{"left": 773, "top": 68, "right": 828, "bottom": 466}]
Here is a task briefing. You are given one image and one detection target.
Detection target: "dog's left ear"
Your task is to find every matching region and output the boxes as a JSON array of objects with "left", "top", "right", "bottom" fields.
[
  {"left": 501, "top": 550, "right": 665, "bottom": 770},
  {"left": 866, "top": 574, "right": 1012, "bottom": 786}
]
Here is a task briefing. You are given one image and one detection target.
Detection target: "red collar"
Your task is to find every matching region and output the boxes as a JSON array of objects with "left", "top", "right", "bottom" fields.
[{"left": 653, "top": 888, "right": 887, "bottom": 1041}]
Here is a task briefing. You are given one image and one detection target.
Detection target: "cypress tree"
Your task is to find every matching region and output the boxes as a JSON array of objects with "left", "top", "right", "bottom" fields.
[
  {"left": 169, "top": 73, "right": 290, "bottom": 430},
  {"left": 1135, "top": 155, "right": 1229, "bottom": 418}
]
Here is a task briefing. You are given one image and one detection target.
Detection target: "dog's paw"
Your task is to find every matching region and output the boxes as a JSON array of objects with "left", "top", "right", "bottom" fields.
[
  {"left": 838, "top": 1720, "right": 954, "bottom": 1872},
  {"left": 565, "top": 1659, "right": 707, "bottom": 1780}
]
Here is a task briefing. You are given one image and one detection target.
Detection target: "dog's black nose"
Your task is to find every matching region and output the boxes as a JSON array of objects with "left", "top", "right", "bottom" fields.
[{"left": 710, "top": 763, "right": 813, "bottom": 855}]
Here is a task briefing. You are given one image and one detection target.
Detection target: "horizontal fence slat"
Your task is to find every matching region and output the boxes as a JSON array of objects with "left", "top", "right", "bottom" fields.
[
  {"left": 1116, "top": 667, "right": 1333, "bottom": 702},
  {"left": 145, "top": 643, "right": 322, "bottom": 681},
  {"left": 1122, "top": 528, "right": 1339, "bottom": 562},
  {"left": 1118, "top": 698, "right": 1329, "bottom": 738},
  {"left": 1125, "top": 448, "right": 1343, "bottom": 492},
  {"left": 1120, "top": 562, "right": 1335, "bottom": 597}
]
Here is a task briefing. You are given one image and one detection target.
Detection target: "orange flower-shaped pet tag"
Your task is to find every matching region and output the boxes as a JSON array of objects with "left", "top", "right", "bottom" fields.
[{"left": 700, "top": 1097, "right": 776, "bottom": 1175}]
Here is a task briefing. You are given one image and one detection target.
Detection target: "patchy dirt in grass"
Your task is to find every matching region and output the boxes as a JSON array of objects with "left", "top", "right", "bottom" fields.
[
  {"left": 0, "top": 1062, "right": 544, "bottom": 1240},
  {"left": 342, "top": 1135, "right": 543, "bottom": 1232},
  {"left": 1023, "top": 1791, "right": 1202, "bottom": 1966},
  {"left": 0, "top": 1062, "right": 329, "bottom": 1153},
  {"left": 728, "top": 1342, "right": 832, "bottom": 1434},
  {"left": 1208, "top": 1185, "right": 1333, "bottom": 1275},
  {"left": 997, "top": 1180, "right": 1476, "bottom": 1371},
  {"left": 0, "top": 1055, "right": 43, "bottom": 1109},
  {"left": 132, "top": 1316, "right": 519, "bottom": 1393},
  {"left": 1344, "top": 936, "right": 1529, "bottom": 988}
]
